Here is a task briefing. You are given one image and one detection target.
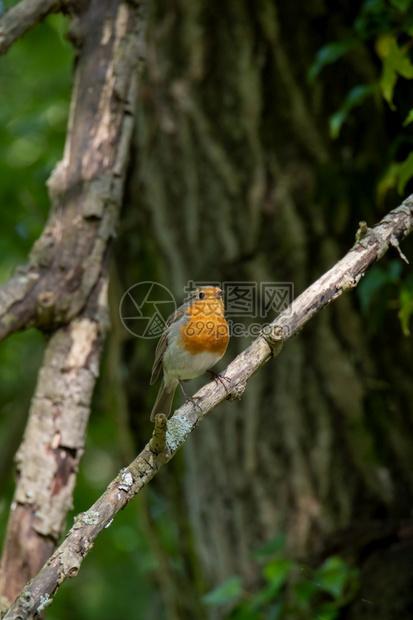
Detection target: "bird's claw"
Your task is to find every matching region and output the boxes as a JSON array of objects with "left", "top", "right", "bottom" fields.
[{"left": 207, "top": 370, "right": 231, "bottom": 393}]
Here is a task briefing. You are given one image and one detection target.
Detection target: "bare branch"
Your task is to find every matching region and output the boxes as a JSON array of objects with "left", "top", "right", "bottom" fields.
[
  {"left": 0, "top": 0, "right": 61, "bottom": 55},
  {"left": 0, "top": 0, "right": 145, "bottom": 607},
  {"left": 4, "top": 197, "right": 413, "bottom": 619}
]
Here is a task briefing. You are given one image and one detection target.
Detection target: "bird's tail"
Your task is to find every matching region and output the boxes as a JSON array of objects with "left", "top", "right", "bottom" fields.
[{"left": 150, "top": 378, "right": 176, "bottom": 421}]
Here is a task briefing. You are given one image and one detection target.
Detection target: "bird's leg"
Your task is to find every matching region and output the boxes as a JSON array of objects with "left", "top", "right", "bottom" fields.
[{"left": 178, "top": 380, "right": 202, "bottom": 410}]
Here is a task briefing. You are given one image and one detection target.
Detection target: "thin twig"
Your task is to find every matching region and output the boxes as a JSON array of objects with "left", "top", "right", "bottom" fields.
[{"left": 3, "top": 197, "right": 413, "bottom": 619}]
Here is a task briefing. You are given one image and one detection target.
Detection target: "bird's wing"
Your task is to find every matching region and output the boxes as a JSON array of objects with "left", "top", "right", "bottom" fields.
[{"left": 150, "top": 303, "right": 187, "bottom": 384}]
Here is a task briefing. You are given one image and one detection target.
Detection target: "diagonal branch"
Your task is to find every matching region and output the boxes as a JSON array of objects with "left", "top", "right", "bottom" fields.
[
  {"left": 0, "top": 0, "right": 61, "bottom": 55},
  {"left": 4, "top": 197, "right": 413, "bottom": 620}
]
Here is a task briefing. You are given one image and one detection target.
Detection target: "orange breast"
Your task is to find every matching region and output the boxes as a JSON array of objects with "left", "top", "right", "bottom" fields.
[{"left": 179, "top": 310, "right": 229, "bottom": 356}]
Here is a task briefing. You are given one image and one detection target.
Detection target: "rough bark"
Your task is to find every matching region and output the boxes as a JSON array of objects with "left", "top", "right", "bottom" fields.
[
  {"left": 121, "top": 0, "right": 413, "bottom": 616},
  {"left": 0, "top": 0, "right": 143, "bottom": 606}
]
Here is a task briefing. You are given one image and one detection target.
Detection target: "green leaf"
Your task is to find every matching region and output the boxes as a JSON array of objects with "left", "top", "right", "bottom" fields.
[
  {"left": 377, "top": 162, "right": 402, "bottom": 202},
  {"left": 308, "top": 40, "right": 356, "bottom": 82},
  {"left": 329, "top": 110, "right": 347, "bottom": 140},
  {"left": 358, "top": 263, "right": 401, "bottom": 314},
  {"left": 380, "top": 44, "right": 398, "bottom": 107},
  {"left": 202, "top": 576, "right": 243, "bottom": 606},
  {"left": 249, "top": 581, "right": 284, "bottom": 610},
  {"left": 263, "top": 559, "right": 294, "bottom": 590},
  {"left": 380, "top": 38, "right": 413, "bottom": 107},
  {"left": 315, "top": 556, "right": 351, "bottom": 599},
  {"left": 389, "top": 0, "right": 413, "bottom": 12},
  {"left": 253, "top": 534, "right": 286, "bottom": 560},
  {"left": 397, "top": 151, "right": 413, "bottom": 194},
  {"left": 267, "top": 602, "right": 283, "bottom": 620},
  {"left": 377, "top": 153, "right": 413, "bottom": 198},
  {"left": 293, "top": 580, "right": 318, "bottom": 609},
  {"left": 403, "top": 108, "right": 413, "bottom": 126},
  {"left": 229, "top": 602, "right": 258, "bottom": 620},
  {"left": 313, "top": 605, "right": 339, "bottom": 620},
  {"left": 398, "top": 286, "right": 413, "bottom": 336},
  {"left": 346, "top": 83, "right": 376, "bottom": 105},
  {"left": 329, "top": 84, "right": 375, "bottom": 138}
]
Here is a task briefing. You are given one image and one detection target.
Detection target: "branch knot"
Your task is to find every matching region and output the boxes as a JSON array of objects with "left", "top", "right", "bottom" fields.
[{"left": 261, "top": 324, "right": 284, "bottom": 357}]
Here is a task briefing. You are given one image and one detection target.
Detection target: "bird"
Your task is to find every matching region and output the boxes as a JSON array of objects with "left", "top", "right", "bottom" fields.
[{"left": 150, "top": 286, "right": 229, "bottom": 421}]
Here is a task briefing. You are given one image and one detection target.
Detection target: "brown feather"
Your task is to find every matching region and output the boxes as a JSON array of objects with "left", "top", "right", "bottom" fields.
[
  {"left": 150, "top": 378, "right": 176, "bottom": 420},
  {"left": 150, "top": 304, "right": 187, "bottom": 384}
]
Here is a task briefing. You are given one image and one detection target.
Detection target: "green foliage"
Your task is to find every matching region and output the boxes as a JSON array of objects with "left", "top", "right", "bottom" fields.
[
  {"left": 0, "top": 6, "right": 73, "bottom": 509},
  {"left": 378, "top": 161, "right": 410, "bottom": 202},
  {"left": 354, "top": 0, "right": 413, "bottom": 38},
  {"left": 253, "top": 533, "right": 287, "bottom": 559},
  {"left": 375, "top": 31, "right": 413, "bottom": 195},
  {"left": 377, "top": 151, "right": 413, "bottom": 202},
  {"left": 0, "top": 8, "right": 73, "bottom": 554},
  {"left": 358, "top": 260, "right": 402, "bottom": 315},
  {"left": 308, "top": 40, "right": 358, "bottom": 83},
  {"left": 378, "top": 36, "right": 413, "bottom": 108},
  {"left": 398, "top": 282, "right": 413, "bottom": 334},
  {"left": 356, "top": 259, "right": 413, "bottom": 334},
  {"left": 328, "top": 84, "right": 376, "bottom": 139},
  {"left": 202, "top": 537, "right": 359, "bottom": 620},
  {"left": 202, "top": 576, "right": 243, "bottom": 606},
  {"left": 396, "top": 151, "right": 413, "bottom": 194},
  {"left": 0, "top": 13, "right": 72, "bottom": 278},
  {"left": 310, "top": 0, "right": 413, "bottom": 159},
  {"left": 309, "top": 0, "right": 413, "bottom": 354}
]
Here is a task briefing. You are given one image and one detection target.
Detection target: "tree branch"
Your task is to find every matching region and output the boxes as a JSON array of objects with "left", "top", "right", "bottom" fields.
[
  {"left": 4, "top": 197, "right": 413, "bottom": 619},
  {"left": 0, "top": 0, "right": 144, "bottom": 607},
  {"left": 0, "top": 0, "right": 144, "bottom": 345},
  {"left": 0, "top": 0, "right": 61, "bottom": 55}
]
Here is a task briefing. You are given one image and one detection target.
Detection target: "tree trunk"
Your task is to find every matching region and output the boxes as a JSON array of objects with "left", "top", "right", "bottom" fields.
[
  {"left": 119, "top": 0, "right": 413, "bottom": 616},
  {"left": 0, "top": 0, "right": 141, "bottom": 606}
]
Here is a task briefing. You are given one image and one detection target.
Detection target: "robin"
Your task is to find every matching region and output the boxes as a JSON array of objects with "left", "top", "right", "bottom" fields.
[{"left": 150, "top": 286, "right": 229, "bottom": 421}]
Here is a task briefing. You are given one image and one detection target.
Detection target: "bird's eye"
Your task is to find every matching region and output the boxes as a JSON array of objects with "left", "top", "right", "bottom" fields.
[{"left": 199, "top": 291, "right": 205, "bottom": 300}]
